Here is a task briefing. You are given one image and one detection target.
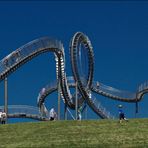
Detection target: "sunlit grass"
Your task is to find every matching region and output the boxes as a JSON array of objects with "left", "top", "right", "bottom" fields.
[{"left": 0, "top": 119, "right": 148, "bottom": 147}]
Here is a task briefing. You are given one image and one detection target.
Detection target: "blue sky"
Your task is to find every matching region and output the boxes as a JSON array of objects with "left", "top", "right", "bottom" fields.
[{"left": 0, "top": 1, "right": 148, "bottom": 123}]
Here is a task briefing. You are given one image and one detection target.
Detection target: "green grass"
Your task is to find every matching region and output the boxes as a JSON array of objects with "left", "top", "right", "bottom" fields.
[{"left": 0, "top": 119, "right": 148, "bottom": 147}]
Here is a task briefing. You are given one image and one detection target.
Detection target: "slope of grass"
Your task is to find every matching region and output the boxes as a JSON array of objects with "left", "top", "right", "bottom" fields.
[{"left": 0, "top": 119, "right": 148, "bottom": 147}]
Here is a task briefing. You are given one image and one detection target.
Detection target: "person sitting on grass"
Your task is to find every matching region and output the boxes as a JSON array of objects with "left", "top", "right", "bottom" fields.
[{"left": 118, "top": 105, "right": 128, "bottom": 123}]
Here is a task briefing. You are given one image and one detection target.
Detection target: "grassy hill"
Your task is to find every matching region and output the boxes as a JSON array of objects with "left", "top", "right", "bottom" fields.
[{"left": 0, "top": 119, "right": 148, "bottom": 147}]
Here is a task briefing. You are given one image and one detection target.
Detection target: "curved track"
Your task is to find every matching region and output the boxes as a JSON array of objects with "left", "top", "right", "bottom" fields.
[
  {"left": 0, "top": 105, "right": 48, "bottom": 121},
  {"left": 0, "top": 34, "right": 110, "bottom": 119},
  {"left": 38, "top": 32, "right": 148, "bottom": 118},
  {"left": 70, "top": 32, "right": 108, "bottom": 118},
  {"left": 0, "top": 37, "right": 75, "bottom": 109},
  {"left": 69, "top": 32, "right": 148, "bottom": 117},
  {"left": 0, "top": 32, "right": 148, "bottom": 120},
  {"left": 37, "top": 76, "right": 114, "bottom": 119}
]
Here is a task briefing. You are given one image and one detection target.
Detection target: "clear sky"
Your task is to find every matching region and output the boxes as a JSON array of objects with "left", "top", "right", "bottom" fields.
[{"left": 0, "top": 1, "right": 148, "bottom": 123}]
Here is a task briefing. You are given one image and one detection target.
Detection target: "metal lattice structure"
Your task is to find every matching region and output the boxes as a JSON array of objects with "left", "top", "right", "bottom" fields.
[
  {"left": 0, "top": 105, "right": 48, "bottom": 121},
  {"left": 0, "top": 32, "right": 148, "bottom": 120}
]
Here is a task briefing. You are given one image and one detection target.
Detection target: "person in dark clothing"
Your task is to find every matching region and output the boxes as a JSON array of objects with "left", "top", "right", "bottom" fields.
[{"left": 118, "top": 105, "right": 128, "bottom": 123}]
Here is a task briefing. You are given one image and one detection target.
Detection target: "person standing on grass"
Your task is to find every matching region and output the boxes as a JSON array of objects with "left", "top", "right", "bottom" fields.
[
  {"left": 0, "top": 109, "right": 3, "bottom": 124},
  {"left": 77, "top": 106, "right": 83, "bottom": 121},
  {"left": 49, "top": 108, "right": 57, "bottom": 121},
  {"left": 118, "top": 105, "right": 128, "bottom": 123},
  {"left": 1, "top": 111, "right": 7, "bottom": 124}
]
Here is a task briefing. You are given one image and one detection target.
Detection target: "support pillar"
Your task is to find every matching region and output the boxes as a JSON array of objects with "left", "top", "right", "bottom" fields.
[
  {"left": 58, "top": 80, "right": 61, "bottom": 120},
  {"left": 75, "top": 81, "right": 78, "bottom": 120},
  {"left": 64, "top": 103, "right": 67, "bottom": 120},
  {"left": 85, "top": 102, "right": 87, "bottom": 120},
  {"left": 135, "top": 95, "right": 138, "bottom": 118},
  {"left": 135, "top": 101, "right": 138, "bottom": 118},
  {"left": 4, "top": 77, "right": 8, "bottom": 123}
]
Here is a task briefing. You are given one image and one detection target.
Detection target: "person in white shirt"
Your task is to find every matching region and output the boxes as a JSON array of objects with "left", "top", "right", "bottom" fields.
[
  {"left": 0, "top": 110, "right": 7, "bottom": 124},
  {"left": 49, "top": 108, "right": 57, "bottom": 121},
  {"left": 0, "top": 110, "right": 3, "bottom": 124},
  {"left": 1, "top": 112, "right": 6, "bottom": 124}
]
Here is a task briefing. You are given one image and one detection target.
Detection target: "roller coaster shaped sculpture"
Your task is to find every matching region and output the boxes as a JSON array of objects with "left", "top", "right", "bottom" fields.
[{"left": 0, "top": 32, "right": 148, "bottom": 121}]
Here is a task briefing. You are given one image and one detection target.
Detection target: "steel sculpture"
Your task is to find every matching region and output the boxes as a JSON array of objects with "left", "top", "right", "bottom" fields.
[{"left": 0, "top": 32, "right": 147, "bottom": 120}]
